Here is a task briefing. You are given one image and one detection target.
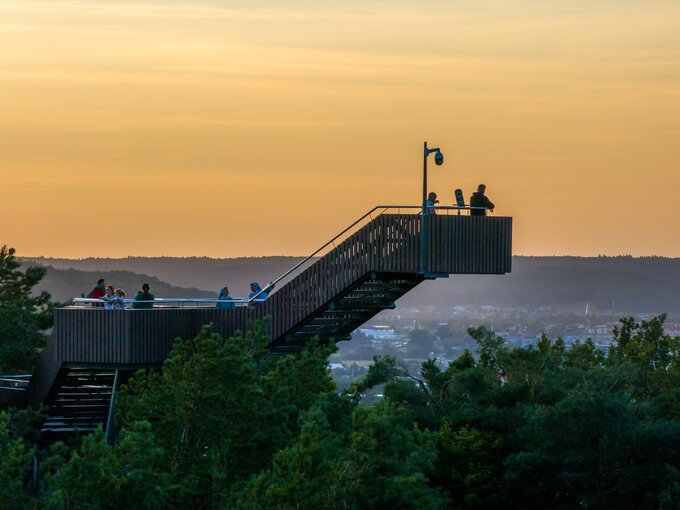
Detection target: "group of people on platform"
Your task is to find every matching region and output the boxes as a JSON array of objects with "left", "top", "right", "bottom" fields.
[
  {"left": 87, "top": 279, "right": 267, "bottom": 310},
  {"left": 216, "top": 282, "right": 269, "bottom": 310},
  {"left": 86, "top": 280, "right": 155, "bottom": 309},
  {"left": 426, "top": 183, "right": 495, "bottom": 216}
]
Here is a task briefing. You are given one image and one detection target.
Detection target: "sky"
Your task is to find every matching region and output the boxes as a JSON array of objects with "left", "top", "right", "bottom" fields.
[{"left": 1, "top": 0, "right": 679, "bottom": 258}]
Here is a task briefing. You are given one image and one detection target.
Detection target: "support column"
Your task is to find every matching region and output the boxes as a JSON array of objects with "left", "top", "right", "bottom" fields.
[{"left": 105, "top": 369, "right": 122, "bottom": 445}]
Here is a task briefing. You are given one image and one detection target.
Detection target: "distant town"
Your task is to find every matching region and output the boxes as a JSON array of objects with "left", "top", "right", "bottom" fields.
[{"left": 329, "top": 304, "right": 680, "bottom": 390}]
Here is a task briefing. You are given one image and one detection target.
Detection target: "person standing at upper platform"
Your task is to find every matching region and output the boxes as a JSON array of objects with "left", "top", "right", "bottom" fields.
[
  {"left": 217, "top": 286, "right": 235, "bottom": 310},
  {"left": 133, "top": 283, "right": 155, "bottom": 309},
  {"left": 469, "top": 184, "right": 495, "bottom": 216},
  {"left": 426, "top": 192, "right": 439, "bottom": 215}
]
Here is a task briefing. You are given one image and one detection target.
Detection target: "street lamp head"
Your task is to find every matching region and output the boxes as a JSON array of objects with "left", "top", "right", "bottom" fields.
[{"left": 434, "top": 151, "right": 444, "bottom": 166}]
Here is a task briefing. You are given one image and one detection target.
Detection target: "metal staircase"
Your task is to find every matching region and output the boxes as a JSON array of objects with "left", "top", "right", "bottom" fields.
[
  {"left": 38, "top": 368, "right": 124, "bottom": 441},
  {"left": 278, "top": 272, "right": 423, "bottom": 352}
]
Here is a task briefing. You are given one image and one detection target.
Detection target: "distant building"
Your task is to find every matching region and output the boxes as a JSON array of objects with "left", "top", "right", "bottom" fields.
[
  {"left": 358, "top": 325, "right": 398, "bottom": 342},
  {"left": 585, "top": 324, "right": 615, "bottom": 344}
]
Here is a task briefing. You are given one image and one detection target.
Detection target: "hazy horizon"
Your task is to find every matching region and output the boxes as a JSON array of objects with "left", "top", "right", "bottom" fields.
[{"left": 27, "top": 254, "right": 680, "bottom": 314}]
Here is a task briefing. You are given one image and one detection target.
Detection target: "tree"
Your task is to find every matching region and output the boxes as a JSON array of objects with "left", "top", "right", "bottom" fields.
[
  {"left": 406, "top": 329, "right": 437, "bottom": 358},
  {"left": 115, "top": 321, "right": 337, "bottom": 508},
  {"left": 0, "top": 246, "right": 55, "bottom": 373},
  {"left": 41, "top": 423, "right": 170, "bottom": 510},
  {"left": 228, "top": 395, "right": 353, "bottom": 510},
  {"left": 0, "top": 411, "right": 33, "bottom": 510},
  {"left": 506, "top": 388, "right": 680, "bottom": 510},
  {"left": 433, "top": 424, "right": 504, "bottom": 510},
  {"left": 231, "top": 399, "right": 448, "bottom": 510}
]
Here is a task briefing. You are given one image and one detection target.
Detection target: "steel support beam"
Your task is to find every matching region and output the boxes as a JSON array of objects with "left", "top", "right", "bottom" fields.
[{"left": 105, "top": 369, "right": 122, "bottom": 445}]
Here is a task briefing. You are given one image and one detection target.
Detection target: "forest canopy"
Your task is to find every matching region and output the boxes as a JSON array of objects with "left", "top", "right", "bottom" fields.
[{"left": 2, "top": 316, "right": 680, "bottom": 508}]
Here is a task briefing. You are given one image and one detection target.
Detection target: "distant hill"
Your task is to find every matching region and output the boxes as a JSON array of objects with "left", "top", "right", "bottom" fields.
[
  {"left": 32, "top": 267, "right": 214, "bottom": 303},
  {"left": 399, "top": 256, "right": 680, "bottom": 315},
  {"left": 21, "top": 256, "right": 304, "bottom": 299},
  {"left": 22, "top": 256, "right": 680, "bottom": 315}
]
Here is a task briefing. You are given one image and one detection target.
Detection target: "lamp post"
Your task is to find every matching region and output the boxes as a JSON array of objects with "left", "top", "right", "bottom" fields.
[{"left": 421, "top": 141, "right": 444, "bottom": 275}]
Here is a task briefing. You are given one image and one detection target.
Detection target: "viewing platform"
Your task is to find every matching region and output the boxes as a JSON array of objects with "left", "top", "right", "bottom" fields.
[{"left": 6, "top": 206, "right": 512, "bottom": 439}]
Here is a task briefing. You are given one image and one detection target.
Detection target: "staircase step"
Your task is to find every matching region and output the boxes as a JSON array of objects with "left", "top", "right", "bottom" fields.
[{"left": 328, "top": 302, "right": 396, "bottom": 311}]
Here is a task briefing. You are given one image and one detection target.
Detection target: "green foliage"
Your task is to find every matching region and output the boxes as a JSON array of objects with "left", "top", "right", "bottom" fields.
[
  {"left": 407, "top": 328, "right": 437, "bottom": 358},
  {"left": 0, "top": 245, "right": 55, "bottom": 373},
  {"left": 231, "top": 398, "right": 447, "bottom": 510},
  {"left": 0, "top": 411, "right": 33, "bottom": 510},
  {"left": 41, "top": 423, "right": 170, "bottom": 510},
  {"left": 228, "top": 395, "right": 353, "bottom": 510},
  {"left": 348, "top": 320, "right": 680, "bottom": 509},
  {"left": 468, "top": 325, "right": 507, "bottom": 373},
  {"left": 434, "top": 424, "right": 503, "bottom": 510},
  {"left": 114, "top": 321, "right": 337, "bottom": 508},
  {"left": 506, "top": 389, "right": 680, "bottom": 509},
  {"left": 609, "top": 315, "right": 679, "bottom": 371},
  {"left": 347, "top": 355, "right": 401, "bottom": 396},
  {"left": 3, "top": 313, "right": 680, "bottom": 509}
]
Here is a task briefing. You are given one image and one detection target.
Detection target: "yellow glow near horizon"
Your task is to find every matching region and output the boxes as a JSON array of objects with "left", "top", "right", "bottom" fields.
[{"left": 1, "top": 1, "right": 679, "bottom": 258}]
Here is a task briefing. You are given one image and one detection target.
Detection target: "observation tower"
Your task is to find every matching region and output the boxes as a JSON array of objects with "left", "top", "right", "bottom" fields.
[{"left": 1, "top": 145, "right": 513, "bottom": 441}]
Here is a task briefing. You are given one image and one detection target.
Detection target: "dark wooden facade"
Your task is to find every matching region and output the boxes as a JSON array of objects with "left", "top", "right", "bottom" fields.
[{"left": 24, "top": 214, "right": 512, "bottom": 409}]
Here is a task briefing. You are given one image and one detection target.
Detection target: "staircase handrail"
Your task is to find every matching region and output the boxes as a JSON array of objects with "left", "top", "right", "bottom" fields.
[
  {"left": 248, "top": 205, "right": 423, "bottom": 301},
  {"left": 246, "top": 205, "right": 486, "bottom": 303},
  {"left": 247, "top": 203, "right": 486, "bottom": 302}
]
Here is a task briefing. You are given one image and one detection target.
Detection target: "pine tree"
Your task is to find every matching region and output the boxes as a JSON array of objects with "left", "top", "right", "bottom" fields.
[{"left": 0, "top": 245, "right": 55, "bottom": 373}]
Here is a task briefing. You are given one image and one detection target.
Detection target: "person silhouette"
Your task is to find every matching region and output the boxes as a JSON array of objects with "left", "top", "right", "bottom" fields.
[
  {"left": 469, "top": 184, "right": 495, "bottom": 216},
  {"left": 426, "top": 192, "right": 439, "bottom": 215},
  {"left": 133, "top": 283, "right": 155, "bottom": 309}
]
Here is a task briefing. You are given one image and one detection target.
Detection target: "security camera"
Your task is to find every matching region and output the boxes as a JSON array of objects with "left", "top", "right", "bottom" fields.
[{"left": 434, "top": 151, "right": 444, "bottom": 166}]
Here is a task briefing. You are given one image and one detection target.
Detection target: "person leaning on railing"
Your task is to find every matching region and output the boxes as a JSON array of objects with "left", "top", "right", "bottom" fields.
[
  {"left": 112, "top": 289, "right": 126, "bottom": 310},
  {"left": 248, "top": 282, "right": 269, "bottom": 302},
  {"left": 427, "top": 192, "right": 439, "bottom": 215},
  {"left": 101, "top": 285, "right": 116, "bottom": 309},
  {"left": 86, "top": 278, "right": 106, "bottom": 308},
  {"left": 217, "top": 286, "right": 235, "bottom": 310},
  {"left": 133, "top": 283, "right": 155, "bottom": 309},
  {"left": 469, "top": 184, "right": 495, "bottom": 216}
]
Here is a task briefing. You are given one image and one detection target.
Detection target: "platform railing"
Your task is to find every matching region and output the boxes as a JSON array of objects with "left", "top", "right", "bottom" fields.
[{"left": 69, "top": 297, "right": 264, "bottom": 309}]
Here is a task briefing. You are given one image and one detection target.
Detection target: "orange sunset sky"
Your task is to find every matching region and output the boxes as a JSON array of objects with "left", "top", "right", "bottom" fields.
[{"left": 1, "top": 1, "right": 679, "bottom": 258}]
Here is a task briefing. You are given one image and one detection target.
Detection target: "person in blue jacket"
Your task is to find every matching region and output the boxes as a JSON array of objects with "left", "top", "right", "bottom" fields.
[
  {"left": 248, "top": 282, "right": 268, "bottom": 301},
  {"left": 426, "top": 192, "right": 439, "bottom": 215},
  {"left": 217, "top": 286, "right": 235, "bottom": 310}
]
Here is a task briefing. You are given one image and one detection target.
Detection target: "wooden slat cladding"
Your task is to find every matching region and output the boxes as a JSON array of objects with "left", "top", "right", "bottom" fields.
[
  {"left": 26, "top": 214, "right": 511, "bottom": 407},
  {"left": 427, "top": 215, "right": 512, "bottom": 274}
]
